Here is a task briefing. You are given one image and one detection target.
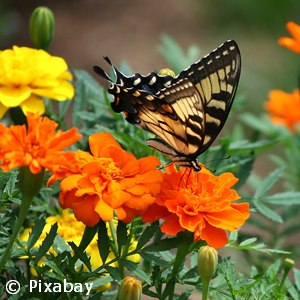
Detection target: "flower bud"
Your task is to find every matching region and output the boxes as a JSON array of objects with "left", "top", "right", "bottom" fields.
[
  {"left": 197, "top": 245, "right": 218, "bottom": 282},
  {"left": 19, "top": 167, "right": 45, "bottom": 200},
  {"left": 29, "top": 6, "right": 55, "bottom": 50},
  {"left": 283, "top": 258, "right": 295, "bottom": 273},
  {"left": 159, "top": 68, "right": 176, "bottom": 78},
  {"left": 117, "top": 276, "right": 142, "bottom": 300}
]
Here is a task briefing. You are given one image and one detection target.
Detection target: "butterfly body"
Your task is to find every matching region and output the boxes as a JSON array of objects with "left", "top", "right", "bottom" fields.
[{"left": 94, "top": 40, "right": 241, "bottom": 171}]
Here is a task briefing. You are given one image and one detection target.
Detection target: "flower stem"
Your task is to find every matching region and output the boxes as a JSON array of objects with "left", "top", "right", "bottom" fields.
[
  {"left": 201, "top": 279, "right": 210, "bottom": 300},
  {"left": 108, "top": 220, "right": 119, "bottom": 257},
  {"left": 167, "top": 235, "right": 192, "bottom": 300},
  {"left": 0, "top": 195, "right": 33, "bottom": 273}
]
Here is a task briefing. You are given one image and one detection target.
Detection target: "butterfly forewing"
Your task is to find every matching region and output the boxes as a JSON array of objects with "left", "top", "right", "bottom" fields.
[
  {"left": 94, "top": 40, "right": 241, "bottom": 170},
  {"left": 174, "top": 40, "right": 241, "bottom": 153}
]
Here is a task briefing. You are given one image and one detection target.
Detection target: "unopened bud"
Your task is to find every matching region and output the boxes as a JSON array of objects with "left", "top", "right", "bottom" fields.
[
  {"left": 283, "top": 258, "right": 295, "bottom": 273},
  {"left": 29, "top": 6, "right": 55, "bottom": 50},
  {"left": 197, "top": 245, "right": 218, "bottom": 282},
  {"left": 19, "top": 167, "right": 44, "bottom": 200},
  {"left": 117, "top": 276, "right": 142, "bottom": 300},
  {"left": 159, "top": 68, "right": 175, "bottom": 78}
]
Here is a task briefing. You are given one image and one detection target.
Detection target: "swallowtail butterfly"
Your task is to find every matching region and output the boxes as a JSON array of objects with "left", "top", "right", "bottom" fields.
[{"left": 94, "top": 40, "right": 241, "bottom": 171}]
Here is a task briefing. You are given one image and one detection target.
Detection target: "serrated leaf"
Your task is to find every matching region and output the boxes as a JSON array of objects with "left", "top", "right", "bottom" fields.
[
  {"left": 254, "top": 168, "right": 283, "bottom": 199},
  {"left": 69, "top": 242, "right": 91, "bottom": 271},
  {"left": 285, "top": 277, "right": 299, "bottom": 300},
  {"left": 79, "top": 223, "right": 98, "bottom": 252},
  {"left": 141, "top": 252, "right": 170, "bottom": 267},
  {"left": 263, "top": 192, "right": 300, "bottom": 205},
  {"left": 34, "top": 223, "right": 58, "bottom": 264},
  {"left": 228, "top": 139, "right": 277, "bottom": 154},
  {"left": 121, "top": 259, "right": 151, "bottom": 284},
  {"left": 26, "top": 215, "right": 46, "bottom": 250},
  {"left": 117, "top": 221, "right": 128, "bottom": 253},
  {"left": 238, "top": 238, "right": 257, "bottom": 246},
  {"left": 98, "top": 220, "right": 110, "bottom": 264},
  {"left": 3, "top": 170, "right": 18, "bottom": 197},
  {"left": 144, "top": 237, "right": 182, "bottom": 252},
  {"left": 294, "top": 269, "right": 300, "bottom": 291},
  {"left": 106, "top": 266, "right": 122, "bottom": 281},
  {"left": 43, "top": 259, "right": 65, "bottom": 279},
  {"left": 254, "top": 201, "right": 282, "bottom": 223},
  {"left": 137, "top": 221, "right": 160, "bottom": 249}
]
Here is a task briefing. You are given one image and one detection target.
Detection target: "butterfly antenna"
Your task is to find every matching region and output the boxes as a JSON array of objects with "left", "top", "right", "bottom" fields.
[
  {"left": 93, "top": 65, "right": 112, "bottom": 82},
  {"left": 202, "top": 155, "right": 231, "bottom": 173}
]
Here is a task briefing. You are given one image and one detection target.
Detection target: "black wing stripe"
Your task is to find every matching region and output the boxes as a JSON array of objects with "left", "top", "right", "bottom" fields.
[{"left": 94, "top": 40, "right": 241, "bottom": 169}]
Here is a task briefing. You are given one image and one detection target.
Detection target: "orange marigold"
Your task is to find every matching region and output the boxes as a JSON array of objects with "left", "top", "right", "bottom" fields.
[
  {"left": 265, "top": 89, "right": 300, "bottom": 132},
  {"left": 278, "top": 21, "right": 300, "bottom": 54},
  {"left": 142, "top": 166, "right": 250, "bottom": 248},
  {"left": 0, "top": 113, "right": 81, "bottom": 174},
  {"left": 57, "top": 132, "right": 163, "bottom": 226}
]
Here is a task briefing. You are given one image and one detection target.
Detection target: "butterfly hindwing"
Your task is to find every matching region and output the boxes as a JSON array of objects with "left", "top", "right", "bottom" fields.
[{"left": 93, "top": 40, "right": 241, "bottom": 170}]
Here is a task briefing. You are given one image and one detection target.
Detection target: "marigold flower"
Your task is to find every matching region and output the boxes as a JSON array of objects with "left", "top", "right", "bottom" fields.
[
  {"left": 265, "top": 89, "right": 300, "bottom": 132},
  {"left": 142, "top": 166, "right": 250, "bottom": 248},
  {"left": 0, "top": 113, "right": 81, "bottom": 174},
  {"left": 0, "top": 46, "right": 74, "bottom": 118},
  {"left": 117, "top": 277, "right": 142, "bottom": 300},
  {"left": 278, "top": 21, "right": 300, "bottom": 54},
  {"left": 57, "top": 132, "right": 163, "bottom": 226},
  {"left": 19, "top": 210, "right": 140, "bottom": 273}
]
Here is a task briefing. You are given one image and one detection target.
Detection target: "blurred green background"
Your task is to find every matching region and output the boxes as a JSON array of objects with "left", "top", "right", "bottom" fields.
[{"left": 1, "top": 0, "right": 300, "bottom": 109}]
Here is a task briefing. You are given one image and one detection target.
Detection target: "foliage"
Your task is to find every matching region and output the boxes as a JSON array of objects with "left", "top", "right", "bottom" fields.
[{"left": 1, "top": 9, "right": 300, "bottom": 299}]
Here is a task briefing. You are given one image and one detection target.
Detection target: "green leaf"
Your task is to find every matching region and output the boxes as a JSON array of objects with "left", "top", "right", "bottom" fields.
[
  {"left": 2, "top": 170, "right": 18, "bottom": 198},
  {"left": 117, "top": 221, "right": 128, "bottom": 253},
  {"left": 26, "top": 215, "right": 46, "bottom": 250},
  {"left": 141, "top": 252, "right": 170, "bottom": 267},
  {"left": 254, "top": 201, "right": 282, "bottom": 223},
  {"left": 78, "top": 223, "right": 98, "bottom": 252},
  {"left": 227, "top": 139, "right": 277, "bottom": 154},
  {"left": 121, "top": 259, "right": 151, "bottom": 284},
  {"left": 43, "top": 258, "right": 65, "bottom": 280},
  {"left": 254, "top": 168, "right": 283, "bottom": 199},
  {"left": 69, "top": 242, "right": 91, "bottom": 271},
  {"left": 158, "top": 34, "right": 200, "bottom": 73},
  {"left": 98, "top": 220, "right": 110, "bottom": 264},
  {"left": 34, "top": 223, "right": 58, "bottom": 264},
  {"left": 263, "top": 192, "right": 300, "bottom": 205},
  {"left": 106, "top": 265, "right": 122, "bottom": 282},
  {"left": 238, "top": 238, "right": 258, "bottom": 246},
  {"left": 294, "top": 269, "right": 300, "bottom": 292},
  {"left": 137, "top": 221, "right": 160, "bottom": 250},
  {"left": 144, "top": 237, "right": 184, "bottom": 252}
]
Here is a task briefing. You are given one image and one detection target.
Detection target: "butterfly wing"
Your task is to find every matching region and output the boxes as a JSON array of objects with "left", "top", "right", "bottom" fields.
[
  {"left": 93, "top": 40, "right": 241, "bottom": 169},
  {"left": 174, "top": 39, "right": 241, "bottom": 154}
]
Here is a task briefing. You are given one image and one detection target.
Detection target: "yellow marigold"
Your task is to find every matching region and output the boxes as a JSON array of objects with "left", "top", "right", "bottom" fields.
[
  {"left": 56, "top": 132, "right": 163, "bottom": 226},
  {"left": 19, "top": 210, "right": 140, "bottom": 273},
  {"left": 0, "top": 46, "right": 74, "bottom": 118},
  {"left": 142, "top": 166, "right": 250, "bottom": 248},
  {"left": 265, "top": 89, "right": 300, "bottom": 132},
  {"left": 278, "top": 21, "right": 300, "bottom": 54},
  {"left": 0, "top": 113, "right": 81, "bottom": 174}
]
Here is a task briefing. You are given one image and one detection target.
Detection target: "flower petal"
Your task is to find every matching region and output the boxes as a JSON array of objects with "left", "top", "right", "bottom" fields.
[
  {"left": 0, "top": 86, "right": 32, "bottom": 106},
  {"left": 20, "top": 94, "right": 45, "bottom": 115}
]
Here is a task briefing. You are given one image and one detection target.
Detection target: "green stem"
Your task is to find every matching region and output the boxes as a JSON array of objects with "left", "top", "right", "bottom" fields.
[
  {"left": 201, "top": 279, "right": 210, "bottom": 300},
  {"left": 167, "top": 240, "right": 191, "bottom": 300},
  {"left": 0, "top": 195, "right": 33, "bottom": 273},
  {"left": 108, "top": 220, "right": 119, "bottom": 257}
]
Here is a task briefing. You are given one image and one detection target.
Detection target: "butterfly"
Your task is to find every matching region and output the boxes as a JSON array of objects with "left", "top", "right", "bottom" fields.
[{"left": 94, "top": 40, "right": 241, "bottom": 171}]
